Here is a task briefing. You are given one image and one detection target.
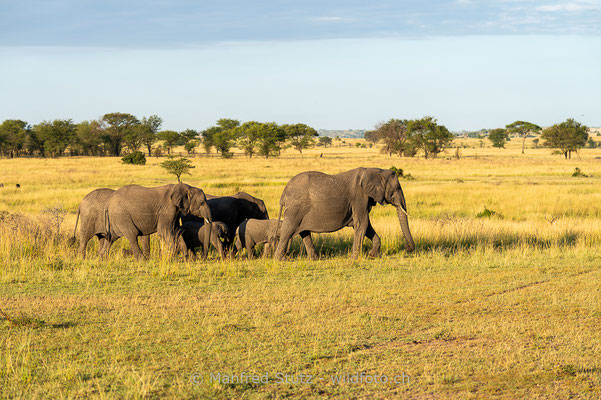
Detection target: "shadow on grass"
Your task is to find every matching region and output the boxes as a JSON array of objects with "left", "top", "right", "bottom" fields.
[
  {"left": 1, "top": 310, "right": 77, "bottom": 329},
  {"left": 281, "top": 229, "right": 580, "bottom": 258}
]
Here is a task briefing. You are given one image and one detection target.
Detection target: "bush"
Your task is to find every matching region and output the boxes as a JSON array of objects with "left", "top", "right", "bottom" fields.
[
  {"left": 572, "top": 167, "right": 589, "bottom": 177},
  {"left": 476, "top": 206, "right": 503, "bottom": 219},
  {"left": 389, "top": 166, "right": 403, "bottom": 177},
  {"left": 121, "top": 151, "right": 146, "bottom": 165}
]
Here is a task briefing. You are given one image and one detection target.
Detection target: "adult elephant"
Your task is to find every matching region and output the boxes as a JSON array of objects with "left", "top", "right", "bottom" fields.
[
  {"left": 274, "top": 167, "right": 415, "bottom": 260},
  {"left": 70, "top": 188, "right": 150, "bottom": 259},
  {"left": 182, "top": 191, "right": 269, "bottom": 246},
  {"left": 102, "top": 183, "right": 213, "bottom": 260}
]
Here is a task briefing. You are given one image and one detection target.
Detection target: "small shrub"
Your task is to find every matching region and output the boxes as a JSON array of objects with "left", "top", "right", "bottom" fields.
[
  {"left": 121, "top": 151, "right": 146, "bottom": 165},
  {"left": 160, "top": 156, "right": 195, "bottom": 182},
  {"left": 572, "top": 167, "right": 589, "bottom": 177},
  {"left": 476, "top": 206, "right": 503, "bottom": 219},
  {"left": 389, "top": 166, "right": 403, "bottom": 177}
]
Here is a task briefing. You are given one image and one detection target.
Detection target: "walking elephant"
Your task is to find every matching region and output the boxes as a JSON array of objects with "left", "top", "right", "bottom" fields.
[
  {"left": 182, "top": 191, "right": 269, "bottom": 246},
  {"left": 71, "top": 188, "right": 150, "bottom": 258},
  {"left": 274, "top": 167, "right": 415, "bottom": 260},
  {"left": 102, "top": 183, "right": 213, "bottom": 260}
]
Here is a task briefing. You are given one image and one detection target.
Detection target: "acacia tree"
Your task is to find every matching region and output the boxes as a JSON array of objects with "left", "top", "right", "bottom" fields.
[
  {"left": 159, "top": 130, "right": 182, "bottom": 155},
  {"left": 407, "top": 116, "right": 453, "bottom": 159},
  {"left": 0, "top": 120, "right": 29, "bottom": 158},
  {"left": 540, "top": 118, "right": 588, "bottom": 159},
  {"left": 138, "top": 115, "right": 163, "bottom": 156},
  {"left": 318, "top": 136, "right": 332, "bottom": 147},
  {"left": 235, "top": 121, "right": 261, "bottom": 158},
  {"left": 255, "top": 122, "right": 287, "bottom": 158},
  {"left": 506, "top": 120, "right": 541, "bottom": 154},
  {"left": 160, "top": 157, "right": 195, "bottom": 182},
  {"left": 488, "top": 128, "right": 509, "bottom": 148},
  {"left": 74, "top": 120, "right": 104, "bottom": 156},
  {"left": 367, "top": 119, "right": 411, "bottom": 156},
  {"left": 34, "top": 119, "right": 76, "bottom": 157},
  {"left": 201, "top": 118, "right": 240, "bottom": 158},
  {"left": 283, "top": 123, "right": 318, "bottom": 154},
  {"left": 100, "top": 113, "right": 140, "bottom": 156}
]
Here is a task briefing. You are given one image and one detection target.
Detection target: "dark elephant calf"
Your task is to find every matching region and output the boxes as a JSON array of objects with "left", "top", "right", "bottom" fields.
[{"left": 176, "top": 221, "right": 229, "bottom": 259}]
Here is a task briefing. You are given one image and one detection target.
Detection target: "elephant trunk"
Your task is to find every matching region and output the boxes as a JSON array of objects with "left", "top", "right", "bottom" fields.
[
  {"left": 396, "top": 206, "right": 415, "bottom": 252},
  {"left": 203, "top": 206, "right": 213, "bottom": 258}
]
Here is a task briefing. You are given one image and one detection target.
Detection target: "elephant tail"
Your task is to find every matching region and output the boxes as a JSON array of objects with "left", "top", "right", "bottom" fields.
[
  {"left": 68, "top": 207, "right": 80, "bottom": 247},
  {"left": 275, "top": 201, "right": 284, "bottom": 240},
  {"left": 104, "top": 206, "right": 112, "bottom": 243}
]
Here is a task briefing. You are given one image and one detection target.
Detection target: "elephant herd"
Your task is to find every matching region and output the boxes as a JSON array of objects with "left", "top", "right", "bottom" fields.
[{"left": 71, "top": 167, "right": 415, "bottom": 260}]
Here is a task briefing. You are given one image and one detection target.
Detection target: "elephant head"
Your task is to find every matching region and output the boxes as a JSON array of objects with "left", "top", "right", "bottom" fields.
[
  {"left": 171, "top": 183, "right": 213, "bottom": 257},
  {"left": 234, "top": 192, "right": 270, "bottom": 220},
  {"left": 359, "top": 168, "right": 415, "bottom": 252}
]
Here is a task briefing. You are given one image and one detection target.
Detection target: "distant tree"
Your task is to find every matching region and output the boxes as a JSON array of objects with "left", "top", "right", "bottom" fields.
[
  {"left": 201, "top": 119, "right": 240, "bottom": 158},
  {"left": 138, "top": 115, "right": 163, "bottom": 156},
  {"left": 0, "top": 119, "right": 29, "bottom": 158},
  {"left": 160, "top": 156, "right": 195, "bottom": 182},
  {"left": 184, "top": 140, "right": 199, "bottom": 154},
  {"left": 318, "top": 136, "right": 332, "bottom": 147},
  {"left": 180, "top": 129, "right": 198, "bottom": 143},
  {"left": 74, "top": 120, "right": 104, "bottom": 156},
  {"left": 99, "top": 113, "right": 140, "bottom": 156},
  {"left": 540, "top": 118, "right": 588, "bottom": 159},
  {"left": 488, "top": 128, "right": 509, "bottom": 148},
  {"left": 234, "top": 121, "right": 261, "bottom": 158},
  {"left": 407, "top": 116, "right": 453, "bottom": 159},
  {"left": 283, "top": 123, "right": 318, "bottom": 154},
  {"left": 255, "top": 122, "right": 287, "bottom": 158},
  {"left": 587, "top": 137, "right": 597, "bottom": 148},
  {"left": 367, "top": 119, "right": 410, "bottom": 157},
  {"left": 34, "top": 119, "right": 76, "bottom": 157},
  {"left": 121, "top": 151, "right": 146, "bottom": 165},
  {"left": 506, "top": 120, "right": 541, "bottom": 154},
  {"left": 532, "top": 138, "right": 540, "bottom": 149},
  {"left": 159, "top": 130, "right": 182, "bottom": 155}
]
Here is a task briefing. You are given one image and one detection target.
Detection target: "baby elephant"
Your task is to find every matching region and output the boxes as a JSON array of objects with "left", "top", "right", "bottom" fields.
[
  {"left": 234, "top": 219, "right": 280, "bottom": 258},
  {"left": 176, "top": 221, "right": 229, "bottom": 259}
]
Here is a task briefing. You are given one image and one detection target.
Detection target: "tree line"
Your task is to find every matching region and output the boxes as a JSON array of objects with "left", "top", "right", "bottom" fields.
[
  {"left": 0, "top": 114, "right": 321, "bottom": 159},
  {"left": 487, "top": 119, "right": 590, "bottom": 159}
]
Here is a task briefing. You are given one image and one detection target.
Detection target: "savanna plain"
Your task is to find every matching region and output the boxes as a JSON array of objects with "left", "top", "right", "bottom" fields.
[{"left": 1, "top": 138, "right": 601, "bottom": 399}]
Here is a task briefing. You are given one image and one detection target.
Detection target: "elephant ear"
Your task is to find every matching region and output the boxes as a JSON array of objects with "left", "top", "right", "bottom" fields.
[
  {"left": 170, "top": 184, "right": 191, "bottom": 214},
  {"left": 360, "top": 168, "right": 386, "bottom": 205}
]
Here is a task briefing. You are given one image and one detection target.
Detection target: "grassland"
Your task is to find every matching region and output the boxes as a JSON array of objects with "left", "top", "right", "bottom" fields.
[{"left": 1, "top": 138, "right": 601, "bottom": 399}]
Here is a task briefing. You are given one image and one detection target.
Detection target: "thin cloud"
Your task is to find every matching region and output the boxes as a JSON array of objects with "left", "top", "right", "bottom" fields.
[
  {"left": 537, "top": 2, "right": 601, "bottom": 11},
  {"left": 311, "top": 16, "right": 348, "bottom": 22}
]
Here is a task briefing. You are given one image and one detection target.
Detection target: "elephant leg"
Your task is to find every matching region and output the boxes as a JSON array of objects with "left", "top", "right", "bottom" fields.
[
  {"left": 274, "top": 217, "right": 299, "bottom": 260},
  {"left": 299, "top": 231, "right": 318, "bottom": 260},
  {"left": 365, "top": 223, "right": 381, "bottom": 257},
  {"left": 95, "top": 237, "right": 107, "bottom": 257},
  {"left": 351, "top": 224, "right": 368, "bottom": 259},
  {"left": 98, "top": 237, "right": 115, "bottom": 260},
  {"left": 124, "top": 232, "right": 144, "bottom": 260},
  {"left": 246, "top": 240, "right": 255, "bottom": 259},
  {"left": 139, "top": 235, "right": 151, "bottom": 258},
  {"left": 263, "top": 242, "right": 271, "bottom": 258}
]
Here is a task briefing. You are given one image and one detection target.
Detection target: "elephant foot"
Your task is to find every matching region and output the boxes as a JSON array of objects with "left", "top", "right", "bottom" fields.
[{"left": 368, "top": 249, "right": 380, "bottom": 258}]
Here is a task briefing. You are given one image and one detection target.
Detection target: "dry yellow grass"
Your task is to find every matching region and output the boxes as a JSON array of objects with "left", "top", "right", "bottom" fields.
[{"left": 1, "top": 139, "right": 601, "bottom": 398}]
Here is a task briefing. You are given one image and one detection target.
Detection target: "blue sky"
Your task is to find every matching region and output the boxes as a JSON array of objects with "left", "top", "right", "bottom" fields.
[{"left": 1, "top": 0, "right": 600, "bottom": 131}]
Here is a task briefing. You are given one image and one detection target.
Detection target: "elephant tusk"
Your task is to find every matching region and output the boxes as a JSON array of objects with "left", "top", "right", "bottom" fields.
[{"left": 399, "top": 206, "right": 410, "bottom": 218}]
